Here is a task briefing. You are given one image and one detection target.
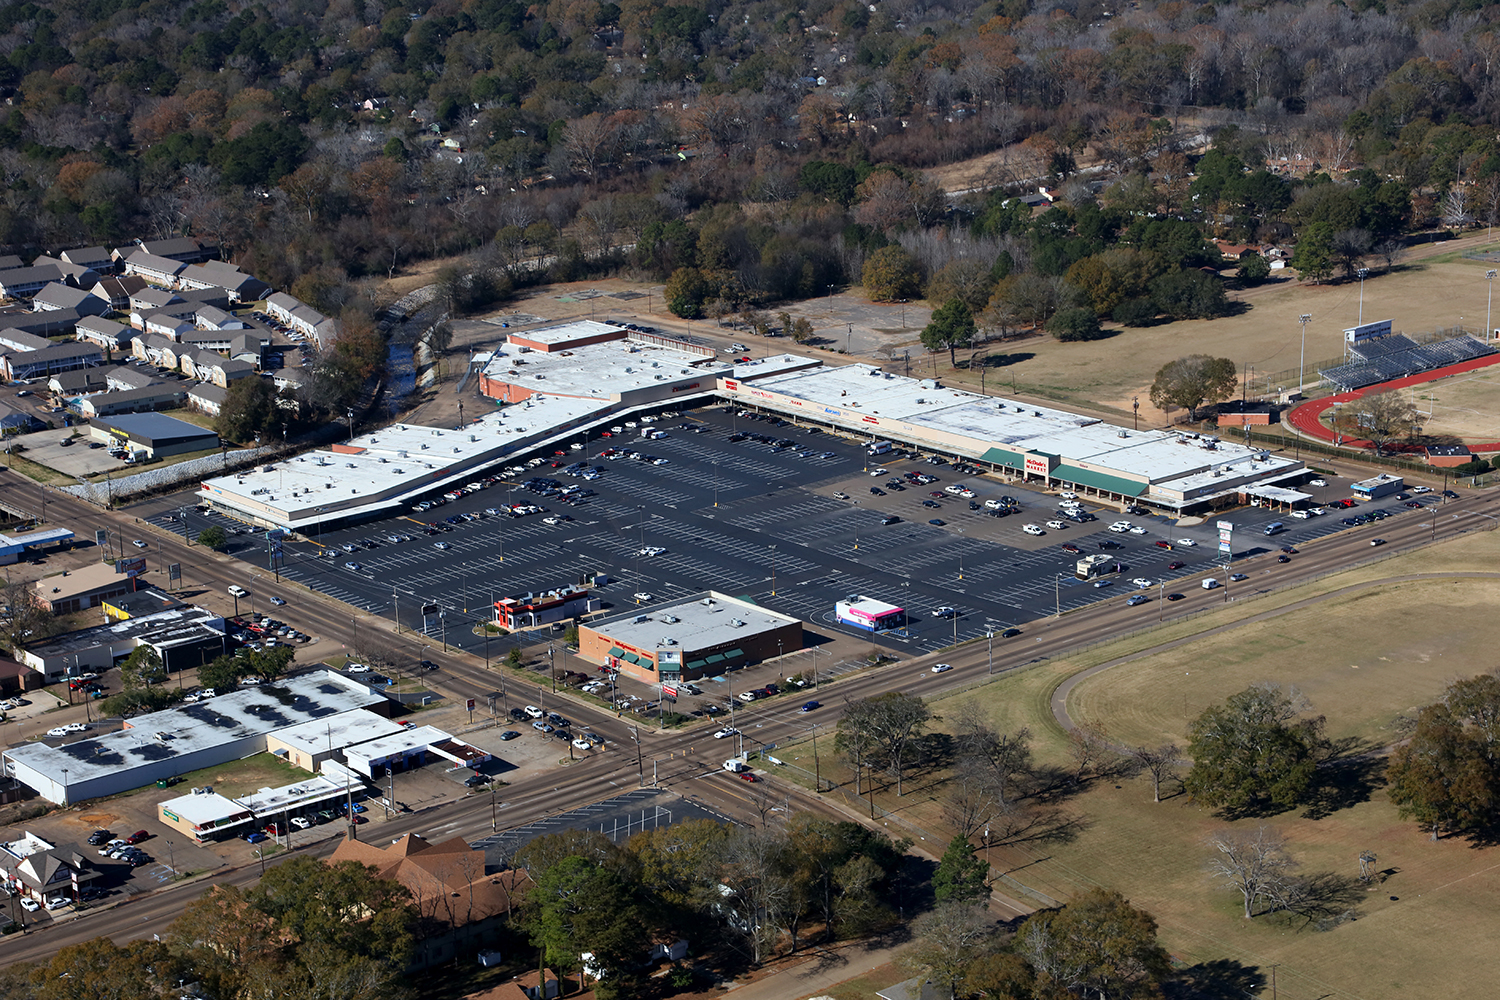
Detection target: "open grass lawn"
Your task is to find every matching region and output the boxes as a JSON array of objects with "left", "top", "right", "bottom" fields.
[
  {"left": 779, "top": 529, "right": 1500, "bottom": 1000},
  {"left": 1398, "top": 364, "right": 1500, "bottom": 444}
]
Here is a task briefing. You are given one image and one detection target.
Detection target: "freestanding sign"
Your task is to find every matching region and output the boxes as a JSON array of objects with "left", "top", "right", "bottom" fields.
[{"left": 1217, "top": 520, "right": 1233, "bottom": 555}]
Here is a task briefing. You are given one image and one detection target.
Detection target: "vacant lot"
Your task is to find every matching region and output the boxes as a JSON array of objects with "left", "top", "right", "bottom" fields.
[{"left": 774, "top": 528, "right": 1500, "bottom": 1000}]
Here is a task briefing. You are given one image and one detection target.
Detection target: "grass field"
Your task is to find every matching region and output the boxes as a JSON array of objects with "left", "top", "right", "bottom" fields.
[
  {"left": 773, "top": 527, "right": 1500, "bottom": 1000},
  {"left": 1393, "top": 363, "right": 1500, "bottom": 444}
]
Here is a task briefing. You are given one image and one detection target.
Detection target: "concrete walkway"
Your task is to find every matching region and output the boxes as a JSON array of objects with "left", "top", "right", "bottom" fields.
[{"left": 719, "top": 938, "right": 908, "bottom": 1000}]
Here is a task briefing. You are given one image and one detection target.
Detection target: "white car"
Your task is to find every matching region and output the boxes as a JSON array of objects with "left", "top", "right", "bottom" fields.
[
  {"left": 984, "top": 499, "right": 1003, "bottom": 510},
  {"left": 870, "top": 468, "right": 889, "bottom": 477},
  {"left": 1131, "top": 577, "right": 1153, "bottom": 588},
  {"left": 542, "top": 516, "right": 561, "bottom": 525},
  {"left": 18, "top": 898, "right": 38, "bottom": 912},
  {"left": 572, "top": 738, "right": 592, "bottom": 750},
  {"left": 345, "top": 663, "right": 370, "bottom": 673},
  {"left": 1046, "top": 520, "right": 1067, "bottom": 530},
  {"left": 1290, "top": 510, "right": 1310, "bottom": 519},
  {"left": 1309, "top": 478, "right": 1327, "bottom": 487},
  {"left": 833, "top": 492, "right": 850, "bottom": 500},
  {"left": 1308, "top": 507, "right": 1326, "bottom": 516},
  {"left": 44, "top": 897, "right": 69, "bottom": 910},
  {"left": 1022, "top": 524, "right": 1045, "bottom": 535},
  {"left": 1411, "top": 485, "right": 1432, "bottom": 494},
  {"left": 1111, "top": 521, "right": 1132, "bottom": 530},
  {"left": 1175, "top": 538, "right": 1197, "bottom": 547},
  {"left": 46, "top": 727, "right": 68, "bottom": 737},
  {"left": 290, "top": 817, "right": 312, "bottom": 830},
  {"left": 713, "top": 727, "right": 739, "bottom": 739},
  {"left": 944, "top": 485, "right": 965, "bottom": 495},
  {"left": 1128, "top": 526, "right": 1148, "bottom": 534},
  {"left": 1058, "top": 491, "right": 1078, "bottom": 499},
  {"left": 931, "top": 606, "right": 957, "bottom": 618},
  {"left": 1108, "top": 524, "right": 1130, "bottom": 533},
  {"left": 632, "top": 592, "right": 653, "bottom": 602},
  {"left": 930, "top": 663, "right": 953, "bottom": 673},
  {"left": 65, "top": 723, "right": 89, "bottom": 733},
  {"left": 637, "top": 546, "right": 665, "bottom": 556},
  {"left": 524, "top": 705, "right": 545, "bottom": 719}
]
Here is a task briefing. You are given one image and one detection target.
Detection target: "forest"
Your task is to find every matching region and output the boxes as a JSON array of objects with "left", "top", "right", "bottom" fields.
[{"left": 3, "top": 0, "right": 1500, "bottom": 332}]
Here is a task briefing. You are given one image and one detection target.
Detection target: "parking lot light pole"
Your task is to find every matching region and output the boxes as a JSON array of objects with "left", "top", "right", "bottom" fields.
[
  {"left": 1487, "top": 271, "right": 1497, "bottom": 343},
  {"left": 986, "top": 631, "right": 994, "bottom": 676}
]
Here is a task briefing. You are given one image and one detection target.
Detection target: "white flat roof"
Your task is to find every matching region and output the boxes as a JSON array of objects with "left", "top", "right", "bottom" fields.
[
  {"left": 345, "top": 725, "right": 451, "bottom": 761},
  {"left": 160, "top": 789, "right": 246, "bottom": 826},
  {"left": 511, "top": 319, "right": 622, "bottom": 346},
  {"left": 269, "top": 708, "right": 405, "bottom": 757},
  {"left": 840, "top": 596, "right": 903, "bottom": 616},
  {"left": 2, "top": 671, "right": 384, "bottom": 786},
  {"left": 588, "top": 591, "right": 798, "bottom": 654},
  {"left": 730, "top": 353, "right": 821, "bottom": 380},
  {"left": 199, "top": 394, "right": 613, "bottom": 526},
  {"left": 737, "top": 363, "right": 1302, "bottom": 490},
  {"left": 235, "top": 773, "right": 357, "bottom": 814},
  {"left": 481, "top": 336, "right": 730, "bottom": 399}
]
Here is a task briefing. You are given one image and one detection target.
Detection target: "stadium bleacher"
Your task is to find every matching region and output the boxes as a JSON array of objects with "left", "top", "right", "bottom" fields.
[{"left": 1320, "top": 334, "right": 1497, "bottom": 391}]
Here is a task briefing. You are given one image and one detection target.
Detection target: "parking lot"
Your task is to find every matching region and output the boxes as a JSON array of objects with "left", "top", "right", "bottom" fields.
[{"left": 144, "top": 405, "right": 1451, "bottom": 662}]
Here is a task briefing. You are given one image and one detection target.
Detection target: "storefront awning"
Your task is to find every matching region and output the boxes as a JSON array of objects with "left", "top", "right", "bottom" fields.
[
  {"left": 704, "top": 652, "right": 725, "bottom": 664},
  {"left": 606, "top": 646, "right": 625, "bottom": 658},
  {"left": 723, "top": 648, "right": 745, "bottom": 660},
  {"left": 686, "top": 658, "right": 707, "bottom": 670},
  {"left": 1054, "top": 464, "right": 1146, "bottom": 497}
]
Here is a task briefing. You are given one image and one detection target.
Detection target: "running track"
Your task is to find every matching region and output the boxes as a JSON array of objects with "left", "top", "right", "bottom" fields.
[{"left": 1286, "top": 352, "right": 1500, "bottom": 452}]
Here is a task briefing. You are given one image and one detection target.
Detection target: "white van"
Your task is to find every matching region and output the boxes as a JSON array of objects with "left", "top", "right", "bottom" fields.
[
  {"left": 1201, "top": 578, "right": 1220, "bottom": 590},
  {"left": 722, "top": 759, "right": 749, "bottom": 773}
]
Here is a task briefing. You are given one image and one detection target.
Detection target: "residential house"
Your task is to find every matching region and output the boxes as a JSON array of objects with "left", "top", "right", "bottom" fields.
[
  {"left": 876, "top": 977, "right": 946, "bottom": 1000},
  {"left": 47, "top": 369, "right": 109, "bottom": 396},
  {"left": 176, "top": 287, "right": 229, "bottom": 310},
  {"left": 79, "top": 384, "right": 187, "bottom": 417},
  {"left": 228, "top": 334, "right": 264, "bottom": 366},
  {"left": 287, "top": 303, "right": 329, "bottom": 338},
  {"left": 29, "top": 255, "right": 101, "bottom": 288},
  {"left": 198, "top": 355, "right": 255, "bottom": 387},
  {"left": 0, "top": 309, "right": 87, "bottom": 337},
  {"left": 0, "top": 265, "right": 65, "bottom": 300},
  {"left": 271, "top": 368, "right": 308, "bottom": 393},
  {"left": 131, "top": 332, "right": 181, "bottom": 370},
  {"left": 91, "top": 274, "right": 148, "bottom": 310},
  {"left": 105, "top": 365, "right": 162, "bottom": 392},
  {"left": 0, "top": 832, "right": 100, "bottom": 905},
  {"left": 329, "top": 833, "right": 530, "bottom": 970},
  {"left": 1, "top": 342, "right": 104, "bottom": 382},
  {"left": 124, "top": 237, "right": 219, "bottom": 264},
  {"left": 462, "top": 971, "right": 575, "bottom": 1000},
  {"left": 75, "top": 316, "right": 134, "bottom": 351},
  {"left": 178, "top": 262, "right": 270, "bottom": 303},
  {"left": 120, "top": 251, "right": 186, "bottom": 286},
  {"left": 0, "top": 329, "right": 52, "bottom": 355},
  {"left": 194, "top": 305, "right": 248, "bottom": 331},
  {"left": 263, "top": 291, "right": 305, "bottom": 325},
  {"left": 60, "top": 247, "right": 114, "bottom": 274},
  {"left": 0, "top": 256, "right": 24, "bottom": 271},
  {"left": 144, "top": 313, "right": 196, "bottom": 341},
  {"left": 0, "top": 405, "right": 41, "bottom": 435},
  {"left": 31, "top": 283, "right": 109, "bottom": 315},
  {"left": 311, "top": 317, "right": 340, "bottom": 349},
  {"left": 128, "top": 288, "right": 183, "bottom": 328},
  {"left": 187, "top": 382, "right": 227, "bottom": 417}
]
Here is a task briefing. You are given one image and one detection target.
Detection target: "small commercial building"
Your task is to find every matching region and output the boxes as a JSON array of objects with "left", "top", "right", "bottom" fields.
[
  {"left": 265, "top": 709, "right": 407, "bottom": 772},
  {"left": 16, "top": 605, "right": 225, "bottom": 682},
  {"left": 343, "top": 725, "right": 480, "bottom": 778},
  {"left": 3, "top": 671, "right": 386, "bottom": 804},
  {"left": 87, "top": 412, "right": 218, "bottom": 458},
  {"left": 579, "top": 591, "right": 803, "bottom": 684},
  {"left": 1351, "top": 473, "right": 1405, "bottom": 500},
  {"left": 835, "top": 595, "right": 905, "bottom": 632},
  {"left": 0, "top": 832, "right": 99, "bottom": 904},
  {"left": 1426, "top": 444, "right": 1473, "bottom": 468},
  {"left": 101, "top": 586, "right": 186, "bottom": 621},
  {"left": 0, "top": 526, "right": 73, "bottom": 567},
  {"left": 158, "top": 772, "right": 362, "bottom": 842},
  {"left": 493, "top": 584, "right": 595, "bottom": 629},
  {"left": 32, "top": 561, "right": 134, "bottom": 614}
]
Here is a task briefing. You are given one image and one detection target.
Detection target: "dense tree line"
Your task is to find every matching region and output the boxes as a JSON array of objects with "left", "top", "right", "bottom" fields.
[{"left": 1, "top": 0, "right": 1499, "bottom": 332}]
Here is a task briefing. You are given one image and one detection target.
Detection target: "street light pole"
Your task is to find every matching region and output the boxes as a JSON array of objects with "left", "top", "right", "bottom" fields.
[
  {"left": 986, "top": 630, "right": 994, "bottom": 675},
  {"left": 1487, "top": 270, "right": 1497, "bottom": 343},
  {"left": 1297, "top": 314, "right": 1311, "bottom": 398}
]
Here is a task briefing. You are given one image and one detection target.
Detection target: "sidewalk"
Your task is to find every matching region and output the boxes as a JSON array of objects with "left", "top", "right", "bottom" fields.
[{"left": 718, "top": 938, "right": 908, "bottom": 1000}]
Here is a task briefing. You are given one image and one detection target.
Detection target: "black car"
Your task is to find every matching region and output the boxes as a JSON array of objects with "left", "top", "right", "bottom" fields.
[
  {"left": 1098, "top": 540, "right": 1122, "bottom": 549},
  {"left": 86, "top": 830, "right": 112, "bottom": 846},
  {"left": 1000, "top": 628, "right": 1021, "bottom": 638},
  {"left": 869, "top": 487, "right": 885, "bottom": 496},
  {"left": 463, "top": 774, "right": 490, "bottom": 787},
  {"left": 879, "top": 515, "right": 901, "bottom": 525},
  {"left": 499, "top": 730, "right": 521, "bottom": 740},
  {"left": 508, "top": 707, "right": 527, "bottom": 721},
  {"left": 922, "top": 500, "right": 941, "bottom": 509},
  {"left": 1443, "top": 489, "right": 1460, "bottom": 498}
]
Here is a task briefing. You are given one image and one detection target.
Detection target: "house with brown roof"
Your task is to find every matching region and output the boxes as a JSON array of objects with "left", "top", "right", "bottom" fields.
[
  {"left": 465, "top": 969, "right": 589, "bottom": 1000},
  {"left": 330, "top": 833, "right": 531, "bottom": 969}
]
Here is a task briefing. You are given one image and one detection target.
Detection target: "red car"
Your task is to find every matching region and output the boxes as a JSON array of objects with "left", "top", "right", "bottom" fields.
[
  {"left": 739, "top": 773, "right": 757, "bottom": 782},
  {"left": 1154, "top": 540, "right": 1173, "bottom": 549},
  {"left": 1168, "top": 561, "right": 1185, "bottom": 570},
  {"left": 125, "top": 830, "right": 149, "bottom": 844}
]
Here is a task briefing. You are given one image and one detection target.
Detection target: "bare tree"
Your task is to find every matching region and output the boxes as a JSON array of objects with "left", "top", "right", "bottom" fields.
[
  {"left": 1066, "top": 719, "right": 1113, "bottom": 784},
  {"left": 836, "top": 692, "right": 933, "bottom": 797},
  {"left": 944, "top": 762, "right": 1000, "bottom": 840},
  {"left": 1337, "top": 388, "right": 1419, "bottom": 456},
  {"left": 1126, "top": 744, "right": 1182, "bottom": 803},
  {"left": 953, "top": 703, "right": 1033, "bottom": 811},
  {"left": 1205, "top": 826, "right": 1299, "bottom": 918},
  {"left": 904, "top": 901, "right": 997, "bottom": 1000},
  {"left": 712, "top": 827, "right": 792, "bottom": 966}
]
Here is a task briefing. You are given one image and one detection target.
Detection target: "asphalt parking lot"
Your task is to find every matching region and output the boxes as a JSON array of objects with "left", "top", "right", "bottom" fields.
[{"left": 144, "top": 406, "right": 1452, "bottom": 659}]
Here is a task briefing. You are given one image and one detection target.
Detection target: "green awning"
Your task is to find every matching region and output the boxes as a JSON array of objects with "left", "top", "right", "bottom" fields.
[
  {"left": 1054, "top": 464, "right": 1146, "bottom": 498},
  {"left": 704, "top": 652, "right": 725, "bottom": 664},
  {"left": 722, "top": 648, "right": 745, "bottom": 660},
  {"left": 606, "top": 647, "right": 625, "bottom": 658},
  {"left": 623, "top": 652, "right": 645, "bottom": 665},
  {"left": 686, "top": 658, "right": 708, "bottom": 670},
  {"left": 980, "top": 447, "right": 1026, "bottom": 468}
]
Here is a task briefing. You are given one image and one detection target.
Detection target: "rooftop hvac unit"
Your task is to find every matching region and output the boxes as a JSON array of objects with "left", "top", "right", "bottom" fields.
[
  {"left": 633, "top": 615, "right": 649, "bottom": 624},
  {"left": 701, "top": 598, "right": 715, "bottom": 606},
  {"left": 730, "top": 619, "right": 746, "bottom": 627},
  {"left": 662, "top": 615, "right": 680, "bottom": 624},
  {"left": 378, "top": 457, "right": 386, "bottom": 463},
  {"left": 346, "top": 463, "right": 356, "bottom": 468},
  {"left": 660, "top": 637, "right": 677, "bottom": 645}
]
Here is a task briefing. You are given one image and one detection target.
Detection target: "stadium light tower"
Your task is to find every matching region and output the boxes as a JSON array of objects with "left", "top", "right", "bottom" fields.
[
  {"left": 1298, "top": 314, "right": 1312, "bottom": 397},
  {"left": 1357, "top": 267, "right": 1369, "bottom": 326},
  {"left": 1487, "top": 270, "right": 1497, "bottom": 343}
]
